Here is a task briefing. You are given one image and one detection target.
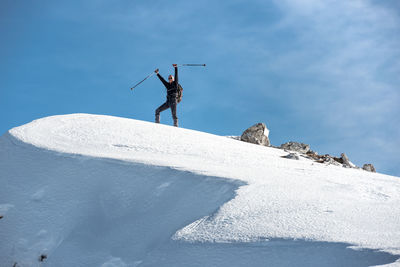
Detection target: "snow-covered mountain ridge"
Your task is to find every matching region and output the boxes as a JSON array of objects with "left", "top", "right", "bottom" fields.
[{"left": 1, "top": 114, "right": 399, "bottom": 266}]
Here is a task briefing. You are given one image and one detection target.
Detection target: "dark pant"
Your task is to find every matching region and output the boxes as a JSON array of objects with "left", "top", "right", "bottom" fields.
[{"left": 155, "top": 95, "right": 178, "bottom": 126}]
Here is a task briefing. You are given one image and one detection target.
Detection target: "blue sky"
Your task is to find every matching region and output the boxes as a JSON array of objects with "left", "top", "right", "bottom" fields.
[{"left": 1, "top": 0, "right": 399, "bottom": 176}]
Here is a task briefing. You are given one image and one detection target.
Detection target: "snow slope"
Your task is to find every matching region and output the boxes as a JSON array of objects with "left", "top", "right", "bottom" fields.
[{"left": 1, "top": 114, "right": 399, "bottom": 266}]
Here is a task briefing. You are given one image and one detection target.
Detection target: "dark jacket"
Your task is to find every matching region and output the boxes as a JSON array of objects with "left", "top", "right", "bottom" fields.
[{"left": 157, "top": 67, "right": 178, "bottom": 96}]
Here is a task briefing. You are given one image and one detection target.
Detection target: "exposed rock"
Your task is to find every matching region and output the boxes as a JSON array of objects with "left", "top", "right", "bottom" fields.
[
  {"left": 281, "top": 153, "right": 300, "bottom": 160},
  {"left": 243, "top": 126, "right": 368, "bottom": 171},
  {"left": 314, "top": 154, "right": 341, "bottom": 166},
  {"left": 332, "top": 156, "right": 344, "bottom": 165},
  {"left": 363, "top": 164, "right": 376, "bottom": 173},
  {"left": 340, "top": 153, "right": 355, "bottom": 168},
  {"left": 39, "top": 254, "right": 47, "bottom": 262},
  {"left": 299, "top": 149, "right": 361, "bottom": 169},
  {"left": 280, "top": 142, "right": 310, "bottom": 154},
  {"left": 305, "top": 150, "right": 318, "bottom": 159},
  {"left": 340, "top": 153, "right": 349, "bottom": 164},
  {"left": 240, "top": 123, "right": 270, "bottom": 146}
]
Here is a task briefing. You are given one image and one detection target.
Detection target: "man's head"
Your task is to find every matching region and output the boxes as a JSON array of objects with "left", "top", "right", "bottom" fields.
[{"left": 168, "top": 75, "right": 174, "bottom": 83}]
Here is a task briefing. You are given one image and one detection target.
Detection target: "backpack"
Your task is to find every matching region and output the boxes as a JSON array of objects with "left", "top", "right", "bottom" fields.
[{"left": 177, "top": 84, "right": 183, "bottom": 103}]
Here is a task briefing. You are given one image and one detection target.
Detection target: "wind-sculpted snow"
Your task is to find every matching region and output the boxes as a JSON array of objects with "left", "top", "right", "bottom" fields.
[
  {"left": 0, "top": 133, "right": 241, "bottom": 266},
  {"left": 1, "top": 114, "right": 400, "bottom": 266}
]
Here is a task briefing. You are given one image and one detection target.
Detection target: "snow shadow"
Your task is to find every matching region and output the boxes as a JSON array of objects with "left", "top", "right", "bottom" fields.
[
  {"left": 143, "top": 239, "right": 399, "bottom": 267},
  {"left": 0, "top": 133, "right": 242, "bottom": 266}
]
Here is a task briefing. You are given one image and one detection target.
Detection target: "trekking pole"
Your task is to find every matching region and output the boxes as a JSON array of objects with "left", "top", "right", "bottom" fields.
[
  {"left": 177, "top": 64, "right": 206, "bottom": 67},
  {"left": 130, "top": 72, "right": 156, "bottom": 90}
]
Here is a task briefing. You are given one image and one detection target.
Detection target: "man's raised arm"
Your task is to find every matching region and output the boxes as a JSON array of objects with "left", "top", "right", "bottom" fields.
[
  {"left": 155, "top": 68, "right": 169, "bottom": 87},
  {"left": 173, "top": 64, "right": 178, "bottom": 86}
]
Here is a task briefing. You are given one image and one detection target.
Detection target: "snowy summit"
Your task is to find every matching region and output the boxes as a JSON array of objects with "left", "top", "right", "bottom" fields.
[{"left": 0, "top": 114, "right": 399, "bottom": 266}]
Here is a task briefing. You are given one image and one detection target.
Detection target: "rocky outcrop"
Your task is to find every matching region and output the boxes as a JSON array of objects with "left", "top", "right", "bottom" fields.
[
  {"left": 280, "top": 142, "right": 310, "bottom": 154},
  {"left": 281, "top": 153, "right": 300, "bottom": 160},
  {"left": 340, "top": 153, "right": 356, "bottom": 168},
  {"left": 306, "top": 152, "right": 342, "bottom": 166},
  {"left": 281, "top": 143, "right": 362, "bottom": 169},
  {"left": 239, "top": 123, "right": 375, "bottom": 173},
  {"left": 363, "top": 164, "right": 376, "bottom": 173},
  {"left": 240, "top": 123, "right": 270, "bottom": 146}
]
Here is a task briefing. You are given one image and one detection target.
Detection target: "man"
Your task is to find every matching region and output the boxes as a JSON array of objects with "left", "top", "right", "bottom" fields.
[{"left": 154, "top": 64, "right": 179, "bottom": 127}]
